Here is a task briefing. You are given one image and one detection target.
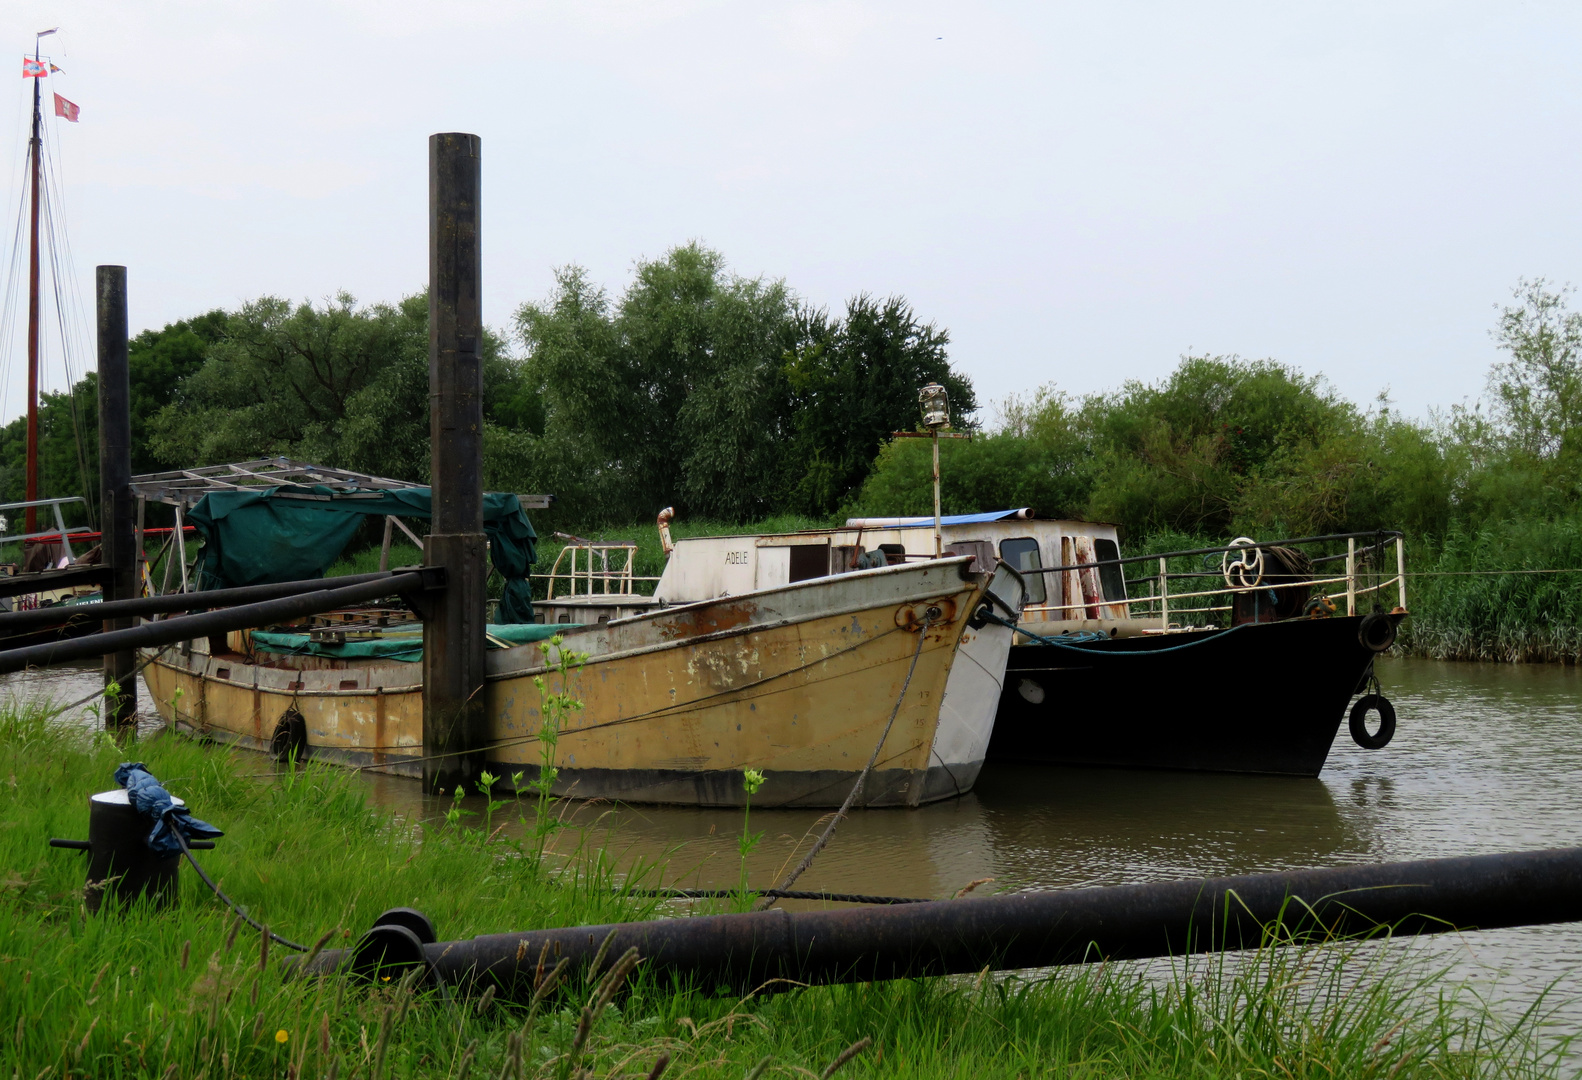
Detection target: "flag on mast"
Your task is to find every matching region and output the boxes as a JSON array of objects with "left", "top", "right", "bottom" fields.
[
  {"left": 21, "top": 58, "right": 46, "bottom": 78},
  {"left": 52, "top": 94, "right": 78, "bottom": 122}
]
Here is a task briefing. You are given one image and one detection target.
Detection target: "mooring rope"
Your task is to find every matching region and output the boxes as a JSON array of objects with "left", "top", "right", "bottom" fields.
[
  {"left": 167, "top": 811, "right": 310, "bottom": 952},
  {"left": 637, "top": 887, "right": 930, "bottom": 905},
  {"left": 754, "top": 613, "right": 935, "bottom": 911},
  {"left": 40, "top": 643, "right": 175, "bottom": 721}
]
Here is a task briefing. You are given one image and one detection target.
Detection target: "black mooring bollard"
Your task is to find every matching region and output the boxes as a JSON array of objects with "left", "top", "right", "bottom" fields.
[{"left": 49, "top": 788, "right": 213, "bottom": 913}]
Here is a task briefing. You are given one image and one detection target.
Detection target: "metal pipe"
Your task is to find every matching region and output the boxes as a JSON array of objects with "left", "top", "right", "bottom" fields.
[
  {"left": 424, "top": 132, "right": 489, "bottom": 796},
  {"left": 657, "top": 507, "right": 675, "bottom": 556},
  {"left": 97, "top": 265, "right": 136, "bottom": 729},
  {"left": 0, "top": 571, "right": 406, "bottom": 634},
  {"left": 302, "top": 846, "right": 1582, "bottom": 996},
  {"left": 931, "top": 430, "right": 942, "bottom": 559},
  {"left": 0, "top": 570, "right": 436, "bottom": 675}
]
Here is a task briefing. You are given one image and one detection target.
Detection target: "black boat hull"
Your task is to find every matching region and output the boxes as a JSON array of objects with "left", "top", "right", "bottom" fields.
[{"left": 987, "top": 615, "right": 1394, "bottom": 777}]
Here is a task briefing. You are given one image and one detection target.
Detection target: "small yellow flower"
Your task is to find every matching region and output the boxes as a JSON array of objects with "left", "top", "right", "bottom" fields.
[{"left": 275, "top": 1029, "right": 289, "bottom": 1044}]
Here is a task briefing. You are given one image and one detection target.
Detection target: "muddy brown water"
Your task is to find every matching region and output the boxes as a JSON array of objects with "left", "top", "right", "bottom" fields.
[{"left": 25, "top": 656, "right": 1582, "bottom": 1033}]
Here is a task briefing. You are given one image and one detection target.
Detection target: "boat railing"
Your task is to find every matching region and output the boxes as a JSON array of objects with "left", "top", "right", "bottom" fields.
[
  {"left": 0, "top": 496, "right": 95, "bottom": 563},
  {"left": 537, "top": 538, "right": 660, "bottom": 600},
  {"left": 1019, "top": 530, "right": 1407, "bottom": 629}
]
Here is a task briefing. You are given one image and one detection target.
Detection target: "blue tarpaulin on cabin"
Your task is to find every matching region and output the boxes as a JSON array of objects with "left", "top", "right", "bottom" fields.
[
  {"left": 185, "top": 486, "right": 538, "bottom": 623},
  {"left": 846, "top": 509, "right": 1034, "bottom": 528}
]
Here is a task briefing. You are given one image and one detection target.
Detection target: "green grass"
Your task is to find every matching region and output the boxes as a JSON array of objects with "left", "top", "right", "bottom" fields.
[{"left": 1, "top": 703, "right": 1571, "bottom": 1078}]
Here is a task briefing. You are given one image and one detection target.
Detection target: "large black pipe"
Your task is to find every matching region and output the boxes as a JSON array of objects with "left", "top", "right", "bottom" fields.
[
  {"left": 0, "top": 570, "right": 405, "bottom": 635},
  {"left": 96, "top": 265, "right": 136, "bottom": 729},
  {"left": 0, "top": 570, "right": 437, "bottom": 674},
  {"left": 302, "top": 846, "right": 1582, "bottom": 995}
]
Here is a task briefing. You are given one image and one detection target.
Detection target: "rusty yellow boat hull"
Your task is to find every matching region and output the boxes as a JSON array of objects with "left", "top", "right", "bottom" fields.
[{"left": 145, "top": 557, "right": 993, "bottom": 808}]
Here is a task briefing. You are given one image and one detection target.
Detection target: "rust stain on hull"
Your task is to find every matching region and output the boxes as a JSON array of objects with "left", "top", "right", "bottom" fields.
[{"left": 655, "top": 600, "right": 758, "bottom": 640}]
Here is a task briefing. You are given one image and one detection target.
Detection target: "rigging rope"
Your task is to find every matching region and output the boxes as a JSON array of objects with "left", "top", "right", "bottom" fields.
[{"left": 754, "top": 612, "right": 935, "bottom": 911}]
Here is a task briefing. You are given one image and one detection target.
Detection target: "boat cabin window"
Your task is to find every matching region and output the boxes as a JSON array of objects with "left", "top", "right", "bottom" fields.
[
  {"left": 789, "top": 543, "right": 830, "bottom": 583},
  {"left": 998, "top": 537, "right": 1047, "bottom": 604},
  {"left": 1094, "top": 538, "right": 1127, "bottom": 602}
]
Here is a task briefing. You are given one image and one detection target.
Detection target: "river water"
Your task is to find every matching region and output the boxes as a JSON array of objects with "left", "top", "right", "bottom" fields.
[{"left": 24, "top": 655, "right": 1582, "bottom": 1032}]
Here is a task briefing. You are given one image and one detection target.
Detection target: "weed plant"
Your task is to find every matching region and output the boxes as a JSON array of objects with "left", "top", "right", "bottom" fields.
[{"left": 1, "top": 701, "right": 1573, "bottom": 1078}]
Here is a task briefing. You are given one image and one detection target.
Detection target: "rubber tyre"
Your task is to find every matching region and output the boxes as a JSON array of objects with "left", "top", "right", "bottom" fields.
[
  {"left": 269, "top": 707, "right": 308, "bottom": 763},
  {"left": 1358, "top": 612, "right": 1398, "bottom": 653},
  {"left": 1349, "top": 694, "right": 1396, "bottom": 750}
]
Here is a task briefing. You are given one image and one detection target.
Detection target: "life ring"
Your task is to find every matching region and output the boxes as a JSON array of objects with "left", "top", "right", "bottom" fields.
[
  {"left": 1357, "top": 612, "right": 1397, "bottom": 652},
  {"left": 1348, "top": 694, "right": 1395, "bottom": 750},
  {"left": 270, "top": 706, "right": 309, "bottom": 763}
]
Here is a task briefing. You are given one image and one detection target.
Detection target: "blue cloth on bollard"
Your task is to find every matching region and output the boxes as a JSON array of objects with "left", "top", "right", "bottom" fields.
[{"left": 114, "top": 762, "right": 225, "bottom": 856}]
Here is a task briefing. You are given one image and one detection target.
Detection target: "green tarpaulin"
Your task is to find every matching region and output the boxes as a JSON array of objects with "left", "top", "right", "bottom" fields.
[
  {"left": 186, "top": 486, "right": 538, "bottom": 623},
  {"left": 250, "top": 622, "right": 574, "bottom": 663}
]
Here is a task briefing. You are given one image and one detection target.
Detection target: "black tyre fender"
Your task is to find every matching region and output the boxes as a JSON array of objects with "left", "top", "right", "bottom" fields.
[
  {"left": 270, "top": 706, "right": 308, "bottom": 762},
  {"left": 1349, "top": 693, "right": 1396, "bottom": 750},
  {"left": 1358, "top": 612, "right": 1397, "bottom": 653}
]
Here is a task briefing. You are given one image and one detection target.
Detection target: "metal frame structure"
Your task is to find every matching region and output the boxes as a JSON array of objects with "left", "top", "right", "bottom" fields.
[
  {"left": 0, "top": 495, "right": 92, "bottom": 561},
  {"left": 128, "top": 456, "right": 552, "bottom": 593}
]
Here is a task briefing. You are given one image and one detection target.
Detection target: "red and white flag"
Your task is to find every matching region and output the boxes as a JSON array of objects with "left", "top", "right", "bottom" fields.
[
  {"left": 21, "top": 58, "right": 46, "bottom": 78},
  {"left": 52, "top": 93, "right": 78, "bottom": 122}
]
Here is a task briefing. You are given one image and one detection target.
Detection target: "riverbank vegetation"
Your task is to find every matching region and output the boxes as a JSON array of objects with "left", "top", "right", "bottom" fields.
[
  {"left": 2, "top": 704, "right": 1570, "bottom": 1078},
  {"left": 8, "top": 246, "right": 1582, "bottom": 657}
]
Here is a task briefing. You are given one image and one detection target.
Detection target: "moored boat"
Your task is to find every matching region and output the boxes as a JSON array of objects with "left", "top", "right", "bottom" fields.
[
  {"left": 145, "top": 550, "right": 1007, "bottom": 807},
  {"left": 646, "top": 511, "right": 1410, "bottom": 778}
]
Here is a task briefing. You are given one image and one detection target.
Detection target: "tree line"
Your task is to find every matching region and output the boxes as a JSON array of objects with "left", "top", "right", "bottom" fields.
[
  {"left": 5, "top": 249, "right": 1578, "bottom": 561},
  {"left": 856, "top": 278, "right": 1582, "bottom": 550},
  {"left": 0, "top": 242, "right": 969, "bottom": 532}
]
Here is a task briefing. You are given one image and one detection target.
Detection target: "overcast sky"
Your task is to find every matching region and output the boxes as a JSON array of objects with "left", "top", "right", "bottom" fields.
[{"left": 2, "top": 1, "right": 1580, "bottom": 427}]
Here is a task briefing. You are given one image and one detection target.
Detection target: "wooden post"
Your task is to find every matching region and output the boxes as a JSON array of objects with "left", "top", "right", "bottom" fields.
[
  {"left": 97, "top": 265, "right": 137, "bottom": 731},
  {"left": 1158, "top": 556, "right": 1168, "bottom": 629},
  {"left": 134, "top": 495, "right": 146, "bottom": 595},
  {"left": 379, "top": 515, "right": 395, "bottom": 572},
  {"left": 1396, "top": 536, "right": 1407, "bottom": 611},
  {"left": 423, "top": 132, "right": 488, "bottom": 796},
  {"left": 1345, "top": 537, "right": 1357, "bottom": 617}
]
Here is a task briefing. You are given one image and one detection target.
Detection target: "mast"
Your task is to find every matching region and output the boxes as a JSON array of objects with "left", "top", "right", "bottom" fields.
[{"left": 24, "top": 42, "right": 40, "bottom": 534}]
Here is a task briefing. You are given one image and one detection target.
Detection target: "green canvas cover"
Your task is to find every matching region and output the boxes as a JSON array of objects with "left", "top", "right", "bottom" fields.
[
  {"left": 249, "top": 622, "right": 573, "bottom": 663},
  {"left": 186, "top": 486, "right": 539, "bottom": 623}
]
